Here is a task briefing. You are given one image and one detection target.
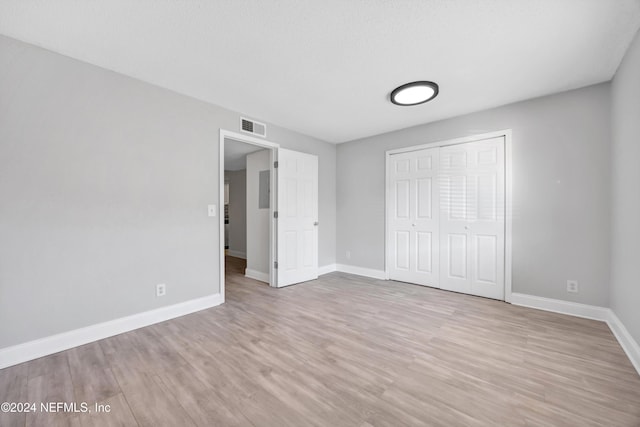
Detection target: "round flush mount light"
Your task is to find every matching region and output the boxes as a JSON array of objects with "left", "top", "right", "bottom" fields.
[{"left": 390, "top": 81, "right": 439, "bottom": 106}]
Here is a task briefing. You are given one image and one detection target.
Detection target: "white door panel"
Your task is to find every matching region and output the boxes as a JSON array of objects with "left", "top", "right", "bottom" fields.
[
  {"left": 396, "top": 180, "right": 410, "bottom": 218},
  {"left": 476, "top": 234, "right": 497, "bottom": 283},
  {"left": 448, "top": 234, "right": 467, "bottom": 278},
  {"left": 439, "top": 137, "right": 505, "bottom": 300},
  {"left": 396, "top": 231, "right": 410, "bottom": 270},
  {"left": 388, "top": 148, "right": 440, "bottom": 288},
  {"left": 416, "top": 232, "right": 432, "bottom": 273},
  {"left": 277, "top": 148, "right": 318, "bottom": 287}
]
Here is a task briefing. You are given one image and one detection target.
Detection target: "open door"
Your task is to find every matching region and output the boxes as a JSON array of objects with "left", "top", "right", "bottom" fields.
[{"left": 276, "top": 148, "right": 318, "bottom": 287}]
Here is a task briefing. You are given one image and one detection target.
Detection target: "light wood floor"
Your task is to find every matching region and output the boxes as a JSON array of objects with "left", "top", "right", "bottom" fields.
[{"left": 2, "top": 256, "right": 639, "bottom": 427}]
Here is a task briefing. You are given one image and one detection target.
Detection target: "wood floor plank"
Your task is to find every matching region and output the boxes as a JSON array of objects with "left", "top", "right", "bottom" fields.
[
  {"left": 1, "top": 255, "right": 639, "bottom": 426},
  {"left": 117, "top": 374, "right": 196, "bottom": 427},
  {"left": 67, "top": 342, "right": 121, "bottom": 404},
  {"left": 0, "top": 363, "right": 29, "bottom": 427},
  {"left": 156, "top": 363, "right": 254, "bottom": 427},
  {"left": 27, "top": 352, "right": 69, "bottom": 380},
  {"left": 26, "top": 355, "right": 77, "bottom": 427},
  {"left": 78, "top": 393, "right": 138, "bottom": 427}
]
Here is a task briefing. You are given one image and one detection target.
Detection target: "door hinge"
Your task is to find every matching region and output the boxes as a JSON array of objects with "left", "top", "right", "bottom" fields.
[
  {"left": 274, "top": 261, "right": 278, "bottom": 269},
  {"left": 273, "top": 211, "right": 278, "bottom": 219},
  {"left": 274, "top": 161, "right": 278, "bottom": 168}
]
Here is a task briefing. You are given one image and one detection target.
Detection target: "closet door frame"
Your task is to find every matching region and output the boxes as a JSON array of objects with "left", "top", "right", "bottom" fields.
[{"left": 384, "top": 129, "right": 513, "bottom": 303}]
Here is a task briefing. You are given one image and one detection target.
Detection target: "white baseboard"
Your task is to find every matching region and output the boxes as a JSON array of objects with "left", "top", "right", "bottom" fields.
[
  {"left": 510, "top": 293, "right": 610, "bottom": 321},
  {"left": 318, "top": 264, "right": 337, "bottom": 276},
  {"left": 226, "top": 250, "right": 246, "bottom": 259},
  {"left": 245, "top": 268, "right": 269, "bottom": 283},
  {"left": 606, "top": 311, "right": 640, "bottom": 375},
  {"left": 0, "top": 293, "right": 223, "bottom": 370},
  {"left": 336, "top": 264, "right": 386, "bottom": 280},
  {"left": 510, "top": 293, "right": 640, "bottom": 376}
]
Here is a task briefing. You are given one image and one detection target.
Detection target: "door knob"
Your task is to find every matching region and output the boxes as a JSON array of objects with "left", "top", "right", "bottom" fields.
[
  {"left": 412, "top": 223, "right": 416, "bottom": 227},
  {"left": 314, "top": 221, "right": 319, "bottom": 226}
]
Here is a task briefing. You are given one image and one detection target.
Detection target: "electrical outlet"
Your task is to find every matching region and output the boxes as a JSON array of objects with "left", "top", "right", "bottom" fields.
[
  {"left": 346, "top": 251, "right": 351, "bottom": 260},
  {"left": 567, "top": 280, "right": 579, "bottom": 293},
  {"left": 156, "top": 283, "right": 166, "bottom": 297}
]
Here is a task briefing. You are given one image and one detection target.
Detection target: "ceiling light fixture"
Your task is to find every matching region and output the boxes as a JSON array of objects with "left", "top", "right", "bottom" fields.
[{"left": 390, "top": 81, "right": 439, "bottom": 106}]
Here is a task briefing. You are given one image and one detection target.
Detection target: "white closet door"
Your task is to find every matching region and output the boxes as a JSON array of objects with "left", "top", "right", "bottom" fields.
[
  {"left": 439, "top": 137, "right": 505, "bottom": 300},
  {"left": 277, "top": 148, "right": 318, "bottom": 287},
  {"left": 388, "top": 148, "right": 440, "bottom": 288}
]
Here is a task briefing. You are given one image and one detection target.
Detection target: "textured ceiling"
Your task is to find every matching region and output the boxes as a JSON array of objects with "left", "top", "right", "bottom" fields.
[{"left": 1, "top": 1, "right": 639, "bottom": 143}]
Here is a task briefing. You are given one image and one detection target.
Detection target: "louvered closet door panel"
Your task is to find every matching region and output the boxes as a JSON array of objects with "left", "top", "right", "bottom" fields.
[
  {"left": 388, "top": 148, "right": 440, "bottom": 288},
  {"left": 439, "top": 137, "right": 505, "bottom": 300}
]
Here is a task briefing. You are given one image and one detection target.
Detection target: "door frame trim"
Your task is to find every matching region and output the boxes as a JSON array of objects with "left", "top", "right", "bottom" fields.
[
  {"left": 384, "top": 129, "right": 513, "bottom": 302},
  {"left": 219, "top": 129, "right": 280, "bottom": 302}
]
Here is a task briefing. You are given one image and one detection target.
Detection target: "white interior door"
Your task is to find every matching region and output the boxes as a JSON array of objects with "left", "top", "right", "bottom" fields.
[
  {"left": 388, "top": 148, "right": 440, "bottom": 287},
  {"left": 439, "top": 137, "right": 505, "bottom": 300},
  {"left": 276, "top": 148, "right": 318, "bottom": 287}
]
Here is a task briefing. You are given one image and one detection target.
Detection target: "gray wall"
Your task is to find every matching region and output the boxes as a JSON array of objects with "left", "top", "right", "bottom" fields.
[
  {"left": 246, "top": 150, "right": 270, "bottom": 278},
  {"left": 611, "top": 30, "right": 640, "bottom": 344},
  {"left": 0, "top": 35, "right": 336, "bottom": 349},
  {"left": 337, "top": 83, "right": 611, "bottom": 306},
  {"left": 224, "top": 169, "right": 246, "bottom": 257}
]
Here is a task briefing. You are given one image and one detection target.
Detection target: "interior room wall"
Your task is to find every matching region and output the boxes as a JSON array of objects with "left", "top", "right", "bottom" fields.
[
  {"left": 337, "top": 83, "right": 611, "bottom": 306},
  {"left": 0, "top": 34, "right": 336, "bottom": 349},
  {"left": 610, "top": 29, "right": 640, "bottom": 344},
  {"left": 224, "top": 169, "right": 247, "bottom": 258},
  {"left": 245, "top": 150, "right": 270, "bottom": 280}
]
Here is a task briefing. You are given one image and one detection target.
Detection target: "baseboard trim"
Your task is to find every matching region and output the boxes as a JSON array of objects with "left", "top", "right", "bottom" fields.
[
  {"left": 510, "top": 293, "right": 609, "bottom": 321},
  {"left": 510, "top": 293, "right": 640, "bottom": 376},
  {"left": 245, "top": 269, "right": 269, "bottom": 283},
  {"left": 226, "top": 250, "right": 246, "bottom": 259},
  {"left": 318, "top": 264, "right": 337, "bottom": 276},
  {"left": 0, "top": 293, "right": 223, "bottom": 370},
  {"left": 336, "top": 264, "right": 386, "bottom": 280},
  {"left": 606, "top": 311, "right": 640, "bottom": 375}
]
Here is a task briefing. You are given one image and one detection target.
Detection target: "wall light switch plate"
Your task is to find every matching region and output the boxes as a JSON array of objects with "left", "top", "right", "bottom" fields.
[{"left": 208, "top": 205, "right": 216, "bottom": 217}]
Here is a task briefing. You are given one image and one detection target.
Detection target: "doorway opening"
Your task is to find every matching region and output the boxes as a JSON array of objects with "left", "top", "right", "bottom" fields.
[
  {"left": 224, "top": 140, "right": 273, "bottom": 285},
  {"left": 219, "top": 130, "right": 278, "bottom": 302},
  {"left": 218, "top": 129, "right": 321, "bottom": 301}
]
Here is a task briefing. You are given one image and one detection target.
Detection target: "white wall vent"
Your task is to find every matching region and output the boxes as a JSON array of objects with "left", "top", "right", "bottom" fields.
[{"left": 240, "top": 117, "right": 267, "bottom": 138}]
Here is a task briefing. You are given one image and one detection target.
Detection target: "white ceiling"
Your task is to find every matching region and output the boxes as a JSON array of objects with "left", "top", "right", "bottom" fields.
[
  {"left": 1, "top": 1, "right": 639, "bottom": 143},
  {"left": 224, "top": 139, "right": 263, "bottom": 171}
]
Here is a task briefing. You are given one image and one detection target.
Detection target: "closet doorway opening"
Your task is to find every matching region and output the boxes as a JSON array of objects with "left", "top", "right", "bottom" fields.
[{"left": 385, "top": 130, "right": 513, "bottom": 302}]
